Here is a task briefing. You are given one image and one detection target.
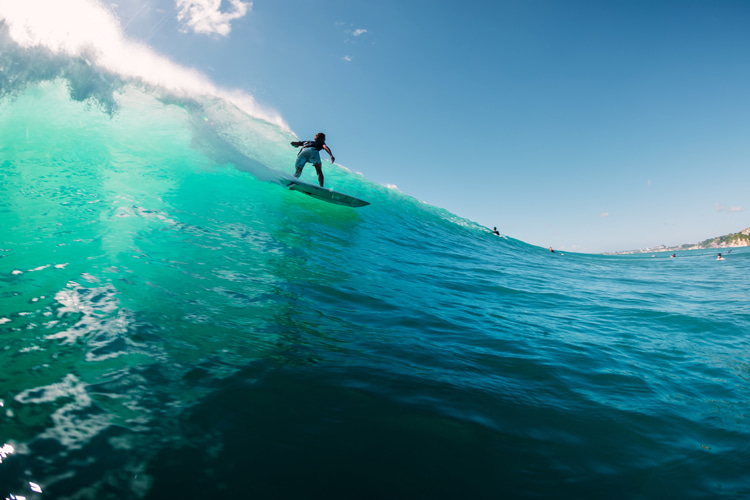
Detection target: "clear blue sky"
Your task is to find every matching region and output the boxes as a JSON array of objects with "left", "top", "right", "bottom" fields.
[{"left": 21, "top": 0, "right": 750, "bottom": 252}]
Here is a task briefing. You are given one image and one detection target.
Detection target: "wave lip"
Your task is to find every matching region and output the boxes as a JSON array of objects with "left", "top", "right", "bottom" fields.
[{"left": 0, "top": 0, "right": 287, "bottom": 128}]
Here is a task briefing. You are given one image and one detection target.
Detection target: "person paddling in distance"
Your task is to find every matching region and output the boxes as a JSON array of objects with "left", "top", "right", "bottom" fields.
[{"left": 291, "top": 133, "right": 335, "bottom": 187}]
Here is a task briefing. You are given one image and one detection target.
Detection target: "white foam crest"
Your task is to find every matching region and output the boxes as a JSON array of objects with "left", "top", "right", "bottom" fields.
[{"left": 0, "top": 0, "right": 288, "bottom": 129}]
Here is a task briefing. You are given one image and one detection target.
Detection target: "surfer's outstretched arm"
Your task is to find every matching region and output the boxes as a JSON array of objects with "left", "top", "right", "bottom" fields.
[{"left": 323, "top": 145, "right": 335, "bottom": 163}]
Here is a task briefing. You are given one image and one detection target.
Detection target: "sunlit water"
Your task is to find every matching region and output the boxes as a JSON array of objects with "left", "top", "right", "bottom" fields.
[{"left": 2, "top": 26, "right": 750, "bottom": 500}]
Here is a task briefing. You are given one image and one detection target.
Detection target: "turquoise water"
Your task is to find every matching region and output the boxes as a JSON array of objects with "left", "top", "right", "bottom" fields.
[{"left": 2, "top": 38, "right": 750, "bottom": 500}]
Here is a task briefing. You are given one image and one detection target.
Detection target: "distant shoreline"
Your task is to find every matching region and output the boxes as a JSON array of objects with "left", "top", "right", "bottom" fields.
[{"left": 606, "top": 227, "right": 750, "bottom": 255}]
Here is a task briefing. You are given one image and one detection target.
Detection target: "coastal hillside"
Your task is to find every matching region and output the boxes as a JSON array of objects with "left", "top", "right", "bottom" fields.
[
  {"left": 694, "top": 227, "right": 750, "bottom": 248},
  {"left": 610, "top": 227, "right": 750, "bottom": 254}
]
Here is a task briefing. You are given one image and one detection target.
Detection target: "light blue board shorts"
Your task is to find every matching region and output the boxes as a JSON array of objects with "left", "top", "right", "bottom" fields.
[{"left": 295, "top": 147, "right": 321, "bottom": 169}]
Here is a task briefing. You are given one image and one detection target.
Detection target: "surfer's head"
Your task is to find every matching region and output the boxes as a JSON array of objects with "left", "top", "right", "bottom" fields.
[{"left": 314, "top": 132, "right": 326, "bottom": 144}]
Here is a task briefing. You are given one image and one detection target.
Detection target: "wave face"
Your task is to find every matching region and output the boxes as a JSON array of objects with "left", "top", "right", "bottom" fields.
[{"left": 2, "top": 14, "right": 750, "bottom": 500}]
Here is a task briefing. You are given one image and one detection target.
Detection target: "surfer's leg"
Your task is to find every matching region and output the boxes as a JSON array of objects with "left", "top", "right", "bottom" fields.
[
  {"left": 314, "top": 163, "right": 324, "bottom": 187},
  {"left": 294, "top": 152, "right": 307, "bottom": 178}
]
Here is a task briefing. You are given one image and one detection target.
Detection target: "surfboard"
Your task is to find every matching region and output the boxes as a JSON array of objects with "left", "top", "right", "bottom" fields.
[{"left": 286, "top": 179, "right": 370, "bottom": 207}]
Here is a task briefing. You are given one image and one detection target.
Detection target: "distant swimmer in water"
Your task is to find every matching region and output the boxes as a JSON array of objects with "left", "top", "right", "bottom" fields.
[
  {"left": 290, "top": 132, "right": 335, "bottom": 187},
  {"left": 717, "top": 253, "right": 724, "bottom": 260},
  {"left": 671, "top": 253, "right": 676, "bottom": 258},
  {"left": 549, "top": 246, "right": 555, "bottom": 253},
  {"left": 492, "top": 227, "right": 500, "bottom": 235}
]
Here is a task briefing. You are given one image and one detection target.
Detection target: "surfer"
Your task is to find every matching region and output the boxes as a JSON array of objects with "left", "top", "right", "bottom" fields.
[
  {"left": 291, "top": 133, "right": 335, "bottom": 187},
  {"left": 717, "top": 253, "right": 724, "bottom": 261},
  {"left": 549, "top": 246, "right": 555, "bottom": 253},
  {"left": 492, "top": 227, "right": 500, "bottom": 235}
]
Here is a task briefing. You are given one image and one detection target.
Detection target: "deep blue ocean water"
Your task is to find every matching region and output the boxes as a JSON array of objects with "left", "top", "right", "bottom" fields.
[{"left": 2, "top": 25, "right": 750, "bottom": 500}]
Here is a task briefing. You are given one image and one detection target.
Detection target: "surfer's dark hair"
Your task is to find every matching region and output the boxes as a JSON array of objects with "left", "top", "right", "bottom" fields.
[{"left": 315, "top": 133, "right": 326, "bottom": 141}]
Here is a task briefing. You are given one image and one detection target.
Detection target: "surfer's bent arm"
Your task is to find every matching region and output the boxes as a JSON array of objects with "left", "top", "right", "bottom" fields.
[
  {"left": 323, "top": 145, "right": 335, "bottom": 163},
  {"left": 291, "top": 141, "right": 304, "bottom": 147}
]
